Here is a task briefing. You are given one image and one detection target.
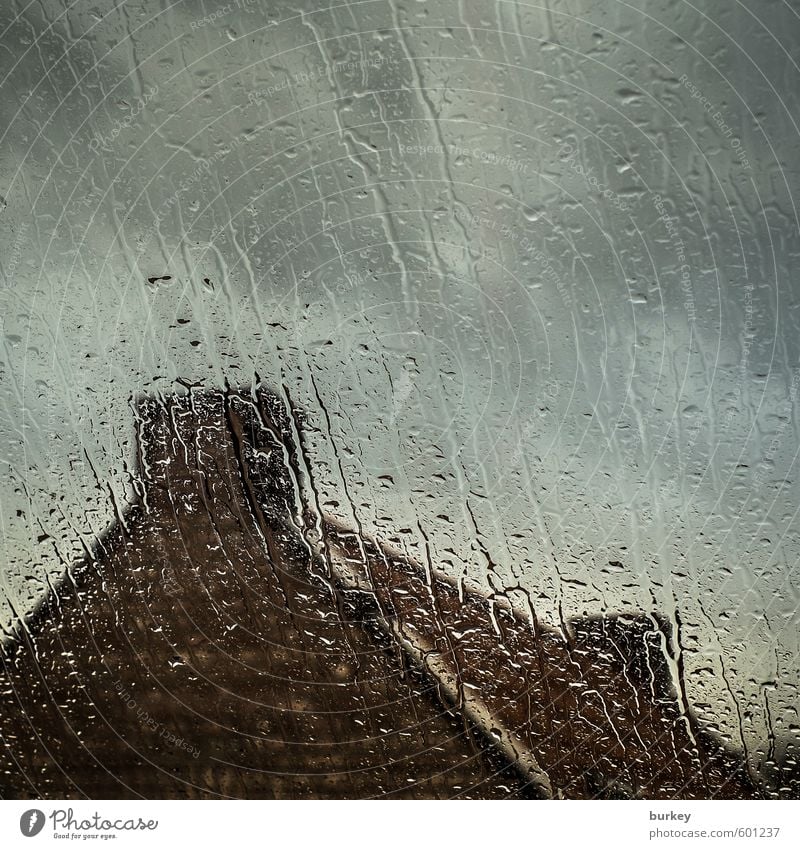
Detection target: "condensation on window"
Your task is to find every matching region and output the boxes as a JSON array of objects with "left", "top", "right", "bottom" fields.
[{"left": 0, "top": 0, "right": 798, "bottom": 799}]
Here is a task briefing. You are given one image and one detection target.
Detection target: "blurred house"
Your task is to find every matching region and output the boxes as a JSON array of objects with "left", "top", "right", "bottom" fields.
[{"left": 0, "top": 388, "right": 762, "bottom": 799}]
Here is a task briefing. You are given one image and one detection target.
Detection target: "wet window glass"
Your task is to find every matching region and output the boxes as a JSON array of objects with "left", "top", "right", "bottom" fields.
[{"left": 1, "top": 0, "right": 798, "bottom": 800}]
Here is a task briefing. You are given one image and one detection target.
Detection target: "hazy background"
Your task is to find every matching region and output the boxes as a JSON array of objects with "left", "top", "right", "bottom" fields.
[{"left": 1, "top": 0, "right": 799, "bottom": 788}]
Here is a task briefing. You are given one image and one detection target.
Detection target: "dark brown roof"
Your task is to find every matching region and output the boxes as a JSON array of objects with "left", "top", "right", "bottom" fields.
[{"left": 0, "top": 387, "right": 764, "bottom": 798}]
